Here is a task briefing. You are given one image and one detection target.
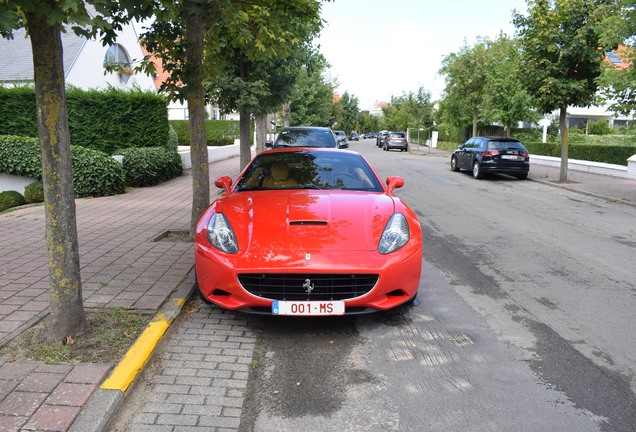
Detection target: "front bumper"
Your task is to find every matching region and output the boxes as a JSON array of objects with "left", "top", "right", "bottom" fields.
[{"left": 194, "top": 243, "right": 422, "bottom": 314}]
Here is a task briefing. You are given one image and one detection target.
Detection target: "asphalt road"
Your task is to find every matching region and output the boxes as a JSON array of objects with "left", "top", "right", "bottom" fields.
[{"left": 109, "top": 139, "right": 636, "bottom": 432}]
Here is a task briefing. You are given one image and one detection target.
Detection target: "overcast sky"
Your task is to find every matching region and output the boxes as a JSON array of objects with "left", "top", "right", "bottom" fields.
[{"left": 316, "top": 0, "right": 529, "bottom": 110}]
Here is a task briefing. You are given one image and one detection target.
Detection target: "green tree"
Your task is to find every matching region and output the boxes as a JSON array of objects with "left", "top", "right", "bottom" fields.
[
  {"left": 287, "top": 51, "right": 336, "bottom": 127},
  {"left": 514, "top": 0, "right": 606, "bottom": 182},
  {"left": 595, "top": 0, "right": 636, "bottom": 116},
  {"left": 205, "top": 0, "right": 324, "bottom": 169},
  {"left": 439, "top": 41, "right": 489, "bottom": 136},
  {"left": 479, "top": 34, "right": 540, "bottom": 136},
  {"left": 0, "top": 0, "right": 154, "bottom": 342},
  {"left": 383, "top": 87, "right": 434, "bottom": 134},
  {"left": 333, "top": 91, "right": 360, "bottom": 133}
]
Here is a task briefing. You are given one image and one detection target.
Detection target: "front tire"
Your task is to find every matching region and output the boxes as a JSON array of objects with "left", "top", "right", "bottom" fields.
[
  {"left": 451, "top": 156, "right": 460, "bottom": 172},
  {"left": 472, "top": 161, "right": 483, "bottom": 179}
]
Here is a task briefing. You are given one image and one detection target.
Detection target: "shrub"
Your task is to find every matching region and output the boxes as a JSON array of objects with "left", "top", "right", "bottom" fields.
[
  {"left": 120, "top": 147, "right": 183, "bottom": 187},
  {"left": 588, "top": 120, "right": 611, "bottom": 135},
  {"left": 167, "top": 124, "right": 179, "bottom": 151},
  {"left": 0, "top": 135, "right": 42, "bottom": 179},
  {"left": 23, "top": 181, "right": 44, "bottom": 203},
  {"left": 0, "top": 190, "right": 26, "bottom": 212},
  {"left": 70, "top": 146, "right": 126, "bottom": 197},
  {"left": 512, "top": 128, "right": 542, "bottom": 143},
  {"left": 0, "top": 135, "right": 126, "bottom": 197}
]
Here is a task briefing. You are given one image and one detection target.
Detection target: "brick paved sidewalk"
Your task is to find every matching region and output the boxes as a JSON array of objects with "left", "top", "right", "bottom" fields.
[{"left": 0, "top": 156, "right": 242, "bottom": 432}]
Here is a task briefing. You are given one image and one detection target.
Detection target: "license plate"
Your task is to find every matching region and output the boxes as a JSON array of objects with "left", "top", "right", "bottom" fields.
[
  {"left": 272, "top": 300, "right": 345, "bottom": 316},
  {"left": 501, "top": 155, "right": 522, "bottom": 160}
]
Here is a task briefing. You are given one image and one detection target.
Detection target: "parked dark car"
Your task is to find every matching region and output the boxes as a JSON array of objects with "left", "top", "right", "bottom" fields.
[
  {"left": 383, "top": 132, "right": 408, "bottom": 152},
  {"left": 451, "top": 137, "right": 530, "bottom": 179},
  {"left": 266, "top": 126, "right": 348, "bottom": 149},
  {"left": 349, "top": 132, "right": 360, "bottom": 141},
  {"left": 376, "top": 131, "right": 389, "bottom": 147}
]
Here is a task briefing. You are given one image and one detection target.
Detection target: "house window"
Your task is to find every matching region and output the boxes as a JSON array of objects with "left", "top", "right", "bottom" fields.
[
  {"left": 606, "top": 51, "right": 622, "bottom": 64},
  {"left": 103, "top": 44, "right": 132, "bottom": 84}
]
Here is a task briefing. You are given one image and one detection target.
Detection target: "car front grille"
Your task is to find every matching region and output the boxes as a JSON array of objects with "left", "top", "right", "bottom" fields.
[{"left": 237, "top": 273, "right": 378, "bottom": 301}]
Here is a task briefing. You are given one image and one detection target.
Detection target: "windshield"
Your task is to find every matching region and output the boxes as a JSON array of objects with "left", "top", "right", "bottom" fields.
[
  {"left": 273, "top": 129, "right": 337, "bottom": 148},
  {"left": 236, "top": 151, "right": 383, "bottom": 192}
]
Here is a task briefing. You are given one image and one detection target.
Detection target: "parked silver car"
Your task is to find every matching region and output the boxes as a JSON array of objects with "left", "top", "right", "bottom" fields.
[{"left": 383, "top": 132, "right": 408, "bottom": 152}]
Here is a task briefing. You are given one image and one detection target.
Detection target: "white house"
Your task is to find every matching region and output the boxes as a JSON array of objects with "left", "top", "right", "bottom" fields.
[{"left": 0, "top": 21, "right": 156, "bottom": 92}]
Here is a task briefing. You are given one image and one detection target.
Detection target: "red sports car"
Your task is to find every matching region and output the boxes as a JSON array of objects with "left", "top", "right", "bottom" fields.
[{"left": 194, "top": 148, "right": 422, "bottom": 316}]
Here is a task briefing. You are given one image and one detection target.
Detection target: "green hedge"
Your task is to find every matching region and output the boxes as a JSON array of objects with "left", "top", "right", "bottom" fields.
[
  {"left": 170, "top": 119, "right": 251, "bottom": 147},
  {"left": 120, "top": 147, "right": 183, "bottom": 187},
  {"left": 0, "top": 135, "right": 125, "bottom": 197},
  {"left": 0, "top": 86, "right": 169, "bottom": 154}
]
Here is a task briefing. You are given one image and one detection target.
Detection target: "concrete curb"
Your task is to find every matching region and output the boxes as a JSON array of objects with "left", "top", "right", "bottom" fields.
[{"left": 69, "top": 266, "right": 198, "bottom": 432}]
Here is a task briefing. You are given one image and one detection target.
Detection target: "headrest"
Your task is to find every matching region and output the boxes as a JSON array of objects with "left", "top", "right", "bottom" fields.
[{"left": 271, "top": 161, "right": 289, "bottom": 181}]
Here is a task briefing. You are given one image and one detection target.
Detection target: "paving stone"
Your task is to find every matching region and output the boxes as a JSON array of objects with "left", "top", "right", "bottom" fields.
[
  {"left": 156, "top": 413, "right": 198, "bottom": 426},
  {"left": 46, "top": 382, "right": 95, "bottom": 407},
  {"left": 0, "top": 413, "right": 27, "bottom": 431},
  {"left": 0, "top": 379, "right": 19, "bottom": 401},
  {"left": 65, "top": 363, "right": 111, "bottom": 385},
  {"left": 180, "top": 402, "right": 224, "bottom": 416},
  {"left": 24, "top": 404, "right": 80, "bottom": 432},
  {"left": 198, "top": 414, "right": 241, "bottom": 429},
  {"left": 15, "top": 372, "right": 65, "bottom": 393},
  {"left": 0, "top": 391, "right": 47, "bottom": 416}
]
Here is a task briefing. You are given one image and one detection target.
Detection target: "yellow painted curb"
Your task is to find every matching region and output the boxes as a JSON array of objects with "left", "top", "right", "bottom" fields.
[{"left": 101, "top": 317, "right": 169, "bottom": 393}]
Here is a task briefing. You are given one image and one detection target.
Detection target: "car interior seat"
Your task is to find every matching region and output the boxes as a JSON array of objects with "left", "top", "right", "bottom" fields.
[{"left": 263, "top": 161, "right": 298, "bottom": 188}]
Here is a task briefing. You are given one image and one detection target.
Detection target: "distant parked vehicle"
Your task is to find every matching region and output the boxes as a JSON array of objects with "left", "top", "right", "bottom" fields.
[
  {"left": 334, "top": 130, "right": 347, "bottom": 144},
  {"left": 450, "top": 136, "right": 530, "bottom": 180},
  {"left": 349, "top": 133, "right": 360, "bottom": 141},
  {"left": 265, "top": 126, "right": 343, "bottom": 149},
  {"left": 376, "top": 130, "right": 389, "bottom": 147},
  {"left": 383, "top": 132, "right": 408, "bottom": 152}
]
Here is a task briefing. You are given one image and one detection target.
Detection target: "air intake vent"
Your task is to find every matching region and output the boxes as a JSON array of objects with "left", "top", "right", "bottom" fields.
[{"left": 238, "top": 273, "right": 378, "bottom": 301}]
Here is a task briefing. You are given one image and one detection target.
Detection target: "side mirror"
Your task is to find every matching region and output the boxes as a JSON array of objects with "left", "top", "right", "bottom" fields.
[
  {"left": 265, "top": 140, "right": 274, "bottom": 148},
  {"left": 338, "top": 142, "right": 349, "bottom": 149},
  {"left": 386, "top": 176, "right": 404, "bottom": 194},
  {"left": 214, "top": 176, "right": 233, "bottom": 193}
]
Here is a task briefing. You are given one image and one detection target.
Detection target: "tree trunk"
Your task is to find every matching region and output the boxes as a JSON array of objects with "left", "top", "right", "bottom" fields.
[
  {"left": 27, "top": 14, "right": 86, "bottom": 342},
  {"left": 185, "top": 14, "right": 210, "bottom": 237},
  {"left": 283, "top": 102, "right": 291, "bottom": 128},
  {"left": 559, "top": 107, "right": 569, "bottom": 183},
  {"left": 254, "top": 113, "right": 267, "bottom": 154},
  {"left": 472, "top": 111, "right": 478, "bottom": 137},
  {"left": 239, "top": 110, "right": 252, "bottom": 170}
]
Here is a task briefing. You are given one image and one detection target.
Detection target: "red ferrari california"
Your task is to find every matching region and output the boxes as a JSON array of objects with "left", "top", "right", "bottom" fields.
[{"left": 194, "top": 147, "right": 422, "bottom": 316}]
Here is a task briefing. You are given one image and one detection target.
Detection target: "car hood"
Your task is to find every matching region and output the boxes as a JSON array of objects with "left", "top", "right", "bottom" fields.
[{"left": 217, "top": 190, "right": 396, "bottom": 253}]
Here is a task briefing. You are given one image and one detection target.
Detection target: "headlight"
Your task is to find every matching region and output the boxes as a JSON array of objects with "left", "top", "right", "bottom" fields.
[
  {"left": 206, "top": 213, "right": 239, "bottom": 254},
  {"left": 378, "top": 213, "right": 410, "bottom": 254}
]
